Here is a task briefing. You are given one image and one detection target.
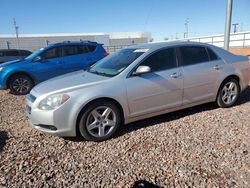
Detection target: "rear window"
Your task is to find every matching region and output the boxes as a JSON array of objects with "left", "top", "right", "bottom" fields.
[
  {"left": 63, "top": 45, "right": 95, "bottom": 56},
  {"left": 179, "top": 46, "right": 209, "bottom": 66},
  {"left": 5, "top": 50, "right": 19, "bottom": 56}
]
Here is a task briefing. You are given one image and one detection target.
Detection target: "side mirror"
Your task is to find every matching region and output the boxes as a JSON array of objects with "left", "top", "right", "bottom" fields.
[
  {"left": 134, "top": 65, "right": 151, "bottom": 76},
  {"left": 32, "top": 56, "right": 42, "bottom": 62}
]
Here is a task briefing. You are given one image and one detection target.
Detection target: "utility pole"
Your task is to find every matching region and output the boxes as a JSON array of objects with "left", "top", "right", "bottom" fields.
[
  {"left": 13, "top": 18, "right": 20, "bottom": 49},
  {"left": 185, "top": 18, "right": 189, "bottom": 38},
  {"left": 232, "top": 23, "right": 239, "bottom": 33},
  {"left": 224, "top": 0, "right": 233, "bottom": 50}
]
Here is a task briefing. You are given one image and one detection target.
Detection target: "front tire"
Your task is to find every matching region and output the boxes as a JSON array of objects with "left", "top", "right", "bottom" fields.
[
  {"left": 78, "top": 101, "right": 122, "bottom": 141},
  {"left": 216, "top": 78, "right": 240, "bottom": 108},
  {"left": 9, "top": 74, "right": 34, "bottom": 95}
]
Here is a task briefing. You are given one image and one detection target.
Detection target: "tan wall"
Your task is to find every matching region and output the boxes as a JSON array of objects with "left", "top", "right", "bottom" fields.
[
  {"left": 229, "top": 48, "right": 250, "bottom": 57},
  {"left": 109, "top": 38, "right": 148, "bottom": 46}
]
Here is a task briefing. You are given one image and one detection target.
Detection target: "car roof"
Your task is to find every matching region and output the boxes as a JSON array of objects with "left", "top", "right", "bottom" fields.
[
  {"left": 48, "top": 41, "right": 101, "bottom": 48},
  {"left": 127, "top": 41, "right": 214, "bottom": 51}
]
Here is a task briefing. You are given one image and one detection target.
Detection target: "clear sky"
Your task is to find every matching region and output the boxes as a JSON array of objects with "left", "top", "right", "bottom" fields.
[{"left": 1, "top": 0, "right": 249, "bottom": 41}]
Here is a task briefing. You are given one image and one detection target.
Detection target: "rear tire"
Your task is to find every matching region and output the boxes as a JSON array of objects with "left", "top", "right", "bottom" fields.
[
  {"left": 216, "top": 78, "right": 240, "bottom": 108},
  {"left": 9, "top": 74, "right": 34, "bottom": 95},
  {"left": 77, "top": 100, "right": 122, "bottom": 141}
]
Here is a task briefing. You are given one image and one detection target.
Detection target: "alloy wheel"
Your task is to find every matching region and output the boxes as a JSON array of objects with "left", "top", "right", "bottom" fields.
[
  {"left": 86, "top": 106, "right": 117, "bottom": 138},
  {"left": 221, "top": 81, "right": 238, "bottom": 105},
  {"left": 12, "top": 77, "right": 31, "bottom": 94}
]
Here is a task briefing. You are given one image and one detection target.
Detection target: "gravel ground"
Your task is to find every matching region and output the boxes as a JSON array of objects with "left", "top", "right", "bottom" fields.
[{"left": 0, "top": 86, "right": 250, "bottom": 187}]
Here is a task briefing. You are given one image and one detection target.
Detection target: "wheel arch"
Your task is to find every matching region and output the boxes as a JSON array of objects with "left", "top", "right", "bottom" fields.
[
  {"left": 216, "top": 74, "right": 241, "bottom": 100},
  {"left": 220, "top": 75, "right": 240, "bottom": 91},
  {"left": 76, "top": 97, "right": 125, "bottom": 132},
  {"left": 6, "top": 71, "right": 36, "bottom": 88}
]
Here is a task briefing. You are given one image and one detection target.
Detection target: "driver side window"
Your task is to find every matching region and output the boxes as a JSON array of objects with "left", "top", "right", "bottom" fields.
[
  {"left": 42, "top": 47, "right": 62, "bottom": 60},
  {"left": 140, "top": 48, "right": 177, "bottom": 72}
]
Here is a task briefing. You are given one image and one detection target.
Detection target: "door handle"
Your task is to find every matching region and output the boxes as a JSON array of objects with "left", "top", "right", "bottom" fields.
[
  {"left": 170, "top": 72, "right": 181, "bottom": 78},
  {"left": 213, "top": 65, "right": 222, "bottom": 70},
  {"left": 58, "top": 61, "right": 64, "bottom": 64}
]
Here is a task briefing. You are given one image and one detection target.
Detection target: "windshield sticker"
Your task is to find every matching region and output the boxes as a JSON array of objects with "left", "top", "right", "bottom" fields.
[{"left": 134, "top": 49, "right": 149, "bottom": 53}]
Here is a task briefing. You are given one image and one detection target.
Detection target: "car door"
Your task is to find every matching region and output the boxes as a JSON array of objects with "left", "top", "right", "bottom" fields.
[
  {"left": 31, "top": 46, "right": 64, "bottom": 81},
  {"left": 126, "top": 48, "right": 183, "bottom": 117},
  {"left": 62, "top": 45, "right": 94, "bottom": 73},
  {"left": 178, "top": 45, "right": 225, "bottom": 104}
]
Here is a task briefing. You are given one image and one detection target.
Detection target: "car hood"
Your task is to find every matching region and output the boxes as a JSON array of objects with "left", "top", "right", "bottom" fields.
[
  {"left": 0, "top": 59, "right": 27, "bottom": 67},
  {"left": 32, "top": 70, "right": 111, "bottom": 95}
]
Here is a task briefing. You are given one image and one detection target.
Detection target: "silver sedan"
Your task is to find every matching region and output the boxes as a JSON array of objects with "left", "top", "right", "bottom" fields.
[{"left": 26, "top": 42, "right": 250, "bottom": 141}]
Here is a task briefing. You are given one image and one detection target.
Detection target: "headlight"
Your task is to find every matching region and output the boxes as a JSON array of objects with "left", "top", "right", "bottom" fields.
[
  {"left": 0, "top": 67, "right": 4, "bottom": 72},
  {"left": 38, "top": 94, "right": 70, "bottom": 110}
]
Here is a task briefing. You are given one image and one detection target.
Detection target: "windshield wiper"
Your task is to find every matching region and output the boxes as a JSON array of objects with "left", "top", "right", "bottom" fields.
[
  {"left": 84, "top": 62, "right": 97, "bottom": 71},
  {"left": 88, "top": 70, "right": 112, "bottom": 77}
]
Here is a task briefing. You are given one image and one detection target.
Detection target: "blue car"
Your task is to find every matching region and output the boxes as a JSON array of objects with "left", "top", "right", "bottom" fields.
[{"left": 0, "top": 41, "right": 108, "bottom": 95}]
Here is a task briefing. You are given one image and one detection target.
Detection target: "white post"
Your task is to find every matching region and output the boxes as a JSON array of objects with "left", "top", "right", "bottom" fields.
[{"left": 224, "top": 0, "right": 233, "bottom": 50}]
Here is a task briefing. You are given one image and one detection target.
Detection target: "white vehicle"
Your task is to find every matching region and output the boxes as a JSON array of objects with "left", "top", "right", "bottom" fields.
[{"left": 26, "top": 42, "right": 250, "bottom": 141}]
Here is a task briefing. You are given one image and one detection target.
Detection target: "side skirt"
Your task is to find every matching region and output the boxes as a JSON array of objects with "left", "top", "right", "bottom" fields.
[{"left": 124, "top": 98, "right": 215, "bottom": 124}]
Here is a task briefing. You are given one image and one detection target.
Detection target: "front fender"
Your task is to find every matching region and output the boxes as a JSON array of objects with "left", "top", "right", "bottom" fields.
[{"left": 69, "top": 85, "right": 129, "bottom": 131}]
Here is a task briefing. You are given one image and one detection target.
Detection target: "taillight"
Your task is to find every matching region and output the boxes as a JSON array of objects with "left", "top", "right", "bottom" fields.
[{"left": 103, "top": 52, "right": 109, "bottom": 57}]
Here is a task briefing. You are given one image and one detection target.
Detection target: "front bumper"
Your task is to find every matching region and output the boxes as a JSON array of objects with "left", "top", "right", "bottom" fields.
[
  {"left": 25, "top": 94, "right": 79, "bottom": 137},
  {"left": 0, "top": 71, "right": 7, "bottom": 89},
  {"left": 0, "top": 79, "right": 6, "bottom": 89},
  {"left": 26, "top": 108, "right": 75, "bottom": 137}
]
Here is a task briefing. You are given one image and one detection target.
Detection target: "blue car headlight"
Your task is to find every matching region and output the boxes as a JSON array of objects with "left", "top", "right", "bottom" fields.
[{"left": 0, "top": 67, "right": 4, "bottom": 72}]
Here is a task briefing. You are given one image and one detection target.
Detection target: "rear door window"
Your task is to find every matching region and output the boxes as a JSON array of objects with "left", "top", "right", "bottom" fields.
[
  {"left": 179, "top": 46, "right": 209, "bottom": 66},
  {"left": 63, "top": 45, "right": 82, "bottom": 56}
]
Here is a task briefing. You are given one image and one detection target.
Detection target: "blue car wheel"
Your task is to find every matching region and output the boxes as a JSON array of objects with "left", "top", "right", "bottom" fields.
[{"left": 9, "top": 74, "right": 34, "bottom": 95}]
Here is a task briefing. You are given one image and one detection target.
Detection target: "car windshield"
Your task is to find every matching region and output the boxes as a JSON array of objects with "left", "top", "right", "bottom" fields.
[
  {"left": 25, "top": 48, "right": 44, "bottom": 60},
  {"left": 88, "top": 48, "right": 145, "bottom": 77}
]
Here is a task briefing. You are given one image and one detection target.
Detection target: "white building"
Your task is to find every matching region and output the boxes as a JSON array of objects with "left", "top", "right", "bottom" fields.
[
  {"left": 0, "top": 32, "right": 151, "bottom": 52},
  {"left": 175, "top": 31, "right": 250, "bottom": 48}
]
